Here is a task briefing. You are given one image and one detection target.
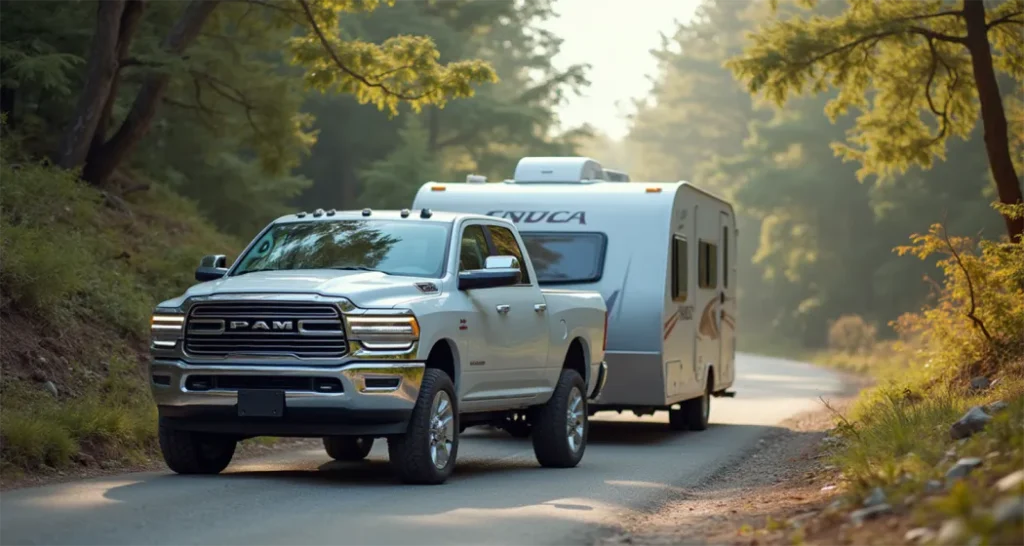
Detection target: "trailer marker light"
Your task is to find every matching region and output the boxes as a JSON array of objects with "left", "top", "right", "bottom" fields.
[
  {"left": 645, "top": 187, "right": 662, "bottom": 193},
  {"left": 431, "top": 185, "right": 446, "bottom": 191}
]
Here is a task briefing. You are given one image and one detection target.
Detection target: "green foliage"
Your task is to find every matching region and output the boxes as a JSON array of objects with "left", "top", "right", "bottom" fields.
[
  {"left": 289, "top": 0, "right": 498, "bottom": 116},
  {"left": 358, "top": 116, "right": 442, "bottom": 208},
  {"left": 296, "top": 0, "right": 589, "bottom": 211},
  {"left": 0, "top": 147, "right": 239, "bottom": 336},
  {"left": 1, "top": 357, "right": 157, "bottom": 470}
]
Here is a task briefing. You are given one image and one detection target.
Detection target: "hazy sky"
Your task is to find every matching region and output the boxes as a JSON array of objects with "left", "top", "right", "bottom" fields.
[{"left": 539, "top": 0, "right": 702, "bottom": 141}]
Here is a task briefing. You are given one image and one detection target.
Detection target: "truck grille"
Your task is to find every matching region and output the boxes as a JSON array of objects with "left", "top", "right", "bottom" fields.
[{"left": 184, "top": 302, "right": 348, "bottom": 359}]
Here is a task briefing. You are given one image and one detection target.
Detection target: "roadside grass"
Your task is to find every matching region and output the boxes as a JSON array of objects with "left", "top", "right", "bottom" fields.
[
  {"left": 0, "top": 136, "right": 240, "bottom": 476},
  {"left": 805, "top": 211, "right": 1024, "bottom": 544}
]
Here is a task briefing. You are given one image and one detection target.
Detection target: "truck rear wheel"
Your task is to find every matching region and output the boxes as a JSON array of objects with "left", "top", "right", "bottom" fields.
[
  {"left": 387, "top": 368, "right": 459, "bottom": 484},
  {"left": 323, "top": 436, "right": 373, "bottom": 461},
  {"left": 532, "top": 369, "right": 588, "bottom": 468},
  {"left": 158, "top": 422, "right": 236, "bottom": 475}
]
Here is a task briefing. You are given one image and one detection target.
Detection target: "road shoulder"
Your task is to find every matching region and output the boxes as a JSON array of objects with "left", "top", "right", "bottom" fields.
[{"left": 594, "top": 395, "right": 859, "bottom": 546}]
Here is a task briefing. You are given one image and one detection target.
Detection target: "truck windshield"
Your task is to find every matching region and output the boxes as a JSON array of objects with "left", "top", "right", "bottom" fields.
[
  {"left": 233, "top": 220, "right": 450, "bottom": 278},
  {"left": 520, "top": 232, "right": 607, "bottom": 284}
]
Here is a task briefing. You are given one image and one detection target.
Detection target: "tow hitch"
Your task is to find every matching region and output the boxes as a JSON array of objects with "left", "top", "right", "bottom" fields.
[{"left": 712, "top": 390, "right": 736, "bottom": 398}]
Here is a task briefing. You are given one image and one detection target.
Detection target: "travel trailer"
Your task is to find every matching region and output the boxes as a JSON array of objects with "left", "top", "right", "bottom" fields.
[{"left": 411, "top": 157, "right": 737, "bottom": 431}]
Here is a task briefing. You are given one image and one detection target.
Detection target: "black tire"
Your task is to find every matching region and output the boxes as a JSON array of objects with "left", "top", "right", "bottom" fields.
[
  {"left": 158, "top": 421, "right": 236, "bottom": 475},
  {"left": 532, "top": 369, "right": 588, "bottom": 468},
  {"left": 323, "top": 436, "right": 374, "bottom": 461},
  {"left": 387, "top": 368, "right": 459, "bottom": 485},
  {"left": 679, "top": 375, "right": 712, "bottom": 431},
  {"left": 668, "top": 405, "right": 688, "bottom": 431}
]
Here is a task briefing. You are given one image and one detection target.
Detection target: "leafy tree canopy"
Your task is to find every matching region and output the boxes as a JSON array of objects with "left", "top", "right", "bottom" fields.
[{"left": 727, "top": 0, "right": 1024, "bottom": 242}]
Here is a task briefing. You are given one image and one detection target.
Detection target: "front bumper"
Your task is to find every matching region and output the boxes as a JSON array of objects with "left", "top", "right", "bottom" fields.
[
  {"left": 589, "top": 361, "right": 608, "bottom": 402},
  {"left": 150, "top": 359, "right": 424, "bottom": 438}
]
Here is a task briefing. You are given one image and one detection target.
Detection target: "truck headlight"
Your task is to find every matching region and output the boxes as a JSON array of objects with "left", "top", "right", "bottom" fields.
[
  {"left": 345, "top": 315, "right": 420, "bottom": 351},
  {"left": 150, "top": 312, "right": 184, "bottom": 348}
]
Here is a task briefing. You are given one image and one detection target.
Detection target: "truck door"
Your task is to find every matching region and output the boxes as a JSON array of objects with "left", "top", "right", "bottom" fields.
[
  {"left": 484, "top": 224, "right": 551, "bottom": 388},
  {"left": 718, "top": 212, "right": 735, "bottom": 386}
]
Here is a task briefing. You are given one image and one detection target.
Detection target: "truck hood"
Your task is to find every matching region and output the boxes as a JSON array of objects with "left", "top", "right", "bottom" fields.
[{"left": 168, "top": 270, "right": 441, "bottom": 309}]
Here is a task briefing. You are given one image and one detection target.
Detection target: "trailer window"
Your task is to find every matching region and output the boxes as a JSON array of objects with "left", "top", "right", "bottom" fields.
[
  {"left": 672, "top": 236, "right": 688, "bottom": 302},
  {"left": 520, "top": 232, "right": 607, "bottom": 284},
  {"left": 698, "top": 240, "right": 717, "bottom": 289},
  {"left": 486, "top": 225, "right": 531, "bottom": 284}
]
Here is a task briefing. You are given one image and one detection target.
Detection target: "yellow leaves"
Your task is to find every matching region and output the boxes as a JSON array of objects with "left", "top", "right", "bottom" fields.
[
  {"left": 726, "top": 0, "right": 1020, "bottom": 183},
  {"left": 287, "top": 0, "right": 497, "bottom": 116}
]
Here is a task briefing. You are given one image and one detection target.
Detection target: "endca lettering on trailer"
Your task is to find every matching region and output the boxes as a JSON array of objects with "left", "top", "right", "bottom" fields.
[{"left": 486, "top": 210, "right": 587, "bottom": 225}]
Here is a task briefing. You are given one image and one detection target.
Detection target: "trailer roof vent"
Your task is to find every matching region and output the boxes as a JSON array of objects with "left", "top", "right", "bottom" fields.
[
  {"left": 466, "top": 174, "right": 487, "bottom": 184},
  {"left": 512, "top": 157, "right": 608, "bottom": 184},
  {"left": 603, "top": 168, "right": 630, "bottom": 182}
]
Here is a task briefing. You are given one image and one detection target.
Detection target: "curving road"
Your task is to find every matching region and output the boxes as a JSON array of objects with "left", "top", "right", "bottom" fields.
[{"left": 0, "top": 354, "right": 846, "bottom": 546}]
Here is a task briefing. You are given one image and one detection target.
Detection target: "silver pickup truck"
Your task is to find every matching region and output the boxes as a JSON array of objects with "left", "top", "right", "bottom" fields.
[{"left": 149, "top": 208, "right": 608, "bottom": 484}]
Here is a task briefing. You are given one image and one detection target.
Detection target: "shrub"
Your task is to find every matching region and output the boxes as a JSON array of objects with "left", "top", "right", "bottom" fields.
[{"left": 827, "top": 314, "right": 878, "bottom": 355}]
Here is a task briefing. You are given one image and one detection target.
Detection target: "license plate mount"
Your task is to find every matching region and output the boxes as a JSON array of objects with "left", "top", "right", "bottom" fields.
[{"left": 237, "top": 389, "right": 285, "bottom": 418}]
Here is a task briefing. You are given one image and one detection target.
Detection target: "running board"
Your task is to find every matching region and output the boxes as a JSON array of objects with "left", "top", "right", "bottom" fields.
[{"left": 712, "top": 390, "right": 736, "bottom": 398}]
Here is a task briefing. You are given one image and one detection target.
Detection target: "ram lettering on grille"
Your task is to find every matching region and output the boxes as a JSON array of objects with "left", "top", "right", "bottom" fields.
[{"left": 184, "top": 302, "right": 347, "bottom": 359}]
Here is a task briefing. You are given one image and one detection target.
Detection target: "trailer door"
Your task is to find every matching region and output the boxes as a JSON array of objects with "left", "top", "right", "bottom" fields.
[{"left": 718, "top": 211, "right": 735, "bottom": 386}]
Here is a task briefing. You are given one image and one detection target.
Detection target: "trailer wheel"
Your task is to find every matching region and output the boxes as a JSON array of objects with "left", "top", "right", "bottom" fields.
[{"left": 678, "top": 375, "right": 712, "bottom": 431}]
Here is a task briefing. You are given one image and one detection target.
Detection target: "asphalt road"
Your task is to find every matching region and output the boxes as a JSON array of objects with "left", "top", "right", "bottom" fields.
[{"left": 0, "top": 353, "right": 846, "bottom": 546}]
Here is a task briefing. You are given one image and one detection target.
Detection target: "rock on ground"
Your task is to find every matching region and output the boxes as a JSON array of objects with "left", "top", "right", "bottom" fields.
[{"left": 949, "top": 406, "right": 992, "bottom": 440}]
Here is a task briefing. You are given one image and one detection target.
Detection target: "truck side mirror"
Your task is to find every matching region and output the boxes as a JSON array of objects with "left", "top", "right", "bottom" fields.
[
  {"left": 195, "top": 254, "right": 229, "bottom": 282},
  {"left": 458, "top": 255, "right": 522, "bottom": 290}
]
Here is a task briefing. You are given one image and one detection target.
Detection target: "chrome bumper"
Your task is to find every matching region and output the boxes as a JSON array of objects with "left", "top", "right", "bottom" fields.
[
  {"left": 589, "top": 360, "right": 608, "bottom": 402},
  {"left": 149, "top": 359, "right": 424, "bottom": 413}
]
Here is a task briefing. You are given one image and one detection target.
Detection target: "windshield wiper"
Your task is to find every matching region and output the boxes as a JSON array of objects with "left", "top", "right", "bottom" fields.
[
  {"left": 232, "top": 268, "right": 284, "bottom": 277},
  {"left": 331, "top": 266, "right": 390, "bottom": 274}
]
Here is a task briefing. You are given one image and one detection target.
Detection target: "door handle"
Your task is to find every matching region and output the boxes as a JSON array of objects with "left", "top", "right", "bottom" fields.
[
  {"left": 496, "top": 304, "right": 510, "bottom": 314},
  {"left": 534, "top": 303, "right": 547, "bottom": 313}
]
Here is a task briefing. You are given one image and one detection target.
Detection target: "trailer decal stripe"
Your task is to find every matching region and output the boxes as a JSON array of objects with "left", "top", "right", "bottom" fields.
[{"left": 663, "top": 312, "right": 681, "bottom": 340}]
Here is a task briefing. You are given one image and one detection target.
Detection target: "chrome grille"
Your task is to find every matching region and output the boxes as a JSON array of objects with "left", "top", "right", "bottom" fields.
[{"left": 184, "top": 302, "right": 348, "bottom": 359}]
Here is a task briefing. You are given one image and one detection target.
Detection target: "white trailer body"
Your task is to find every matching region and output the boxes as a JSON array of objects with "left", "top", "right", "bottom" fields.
[{"left": 412, "top": 157, "right": 738, "bottom": 420}]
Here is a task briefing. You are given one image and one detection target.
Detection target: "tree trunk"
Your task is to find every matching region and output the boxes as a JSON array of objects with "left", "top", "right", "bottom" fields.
[
  {"left": 0, "top": 60, "right": 15, "bottom": 129},
  {"left": 963, "top": 0, "right": 1024, "bottom": 243},
  {"left": 55, "top": 0, "right": 127, "bottom": 170},
  {"left": 83, "top": 0, "right": 220, "bottom": 185},
  {"left": 89, "top": 0, "right": 147, "bottom": 159}
]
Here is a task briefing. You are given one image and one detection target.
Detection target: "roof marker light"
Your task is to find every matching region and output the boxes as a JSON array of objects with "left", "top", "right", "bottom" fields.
[
  {"left": 313, "top": 208, "right": 325, "bottom": 217},
  {"left": 431, "top": 185, "right": 446, "bottom": 192},
  {"left": 326, "top": 209, "right": 336, "bottom": 216},
  {"left": 646, "top": 187, "right": 662, "bottom": 193},
  {"left": 296, "top": 212, "right": 307, "bottom": 218},
  {"left": 400, "top": 209, "right": 411, "bottom": 218},
  {"left": 420, "top": 208, "right": 433, "bottom": 219},
  {"left": 362, "top": 208, "right": 372, "bottom": 217}
]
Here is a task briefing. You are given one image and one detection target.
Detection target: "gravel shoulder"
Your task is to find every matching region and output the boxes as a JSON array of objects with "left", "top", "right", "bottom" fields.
[{"left": 594, "top": 396, "right": 860, "bottom": 546}]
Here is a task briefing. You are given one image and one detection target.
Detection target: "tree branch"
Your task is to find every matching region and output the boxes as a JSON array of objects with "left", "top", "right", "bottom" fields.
[
  {"left": 987, "top": 11, "right": 1024, "bottom": 29},
  {"left": 296, "top": 0, "right": 436, "bottom": 101},
  {"left": 785, "top": 25, "right": 964, "bottom": 73},
  {"left": 940, "top": 222, "right": 993, "bottom": 342}
]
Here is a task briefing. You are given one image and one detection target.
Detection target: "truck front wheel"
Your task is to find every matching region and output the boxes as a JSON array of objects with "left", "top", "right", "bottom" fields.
[
  {"left": 532, "top": 369, "right": 588, "bottom": 468},
  {"left": 387, "top": 368, "right": 459, "bottom": 484},
  {"left": 323, "top": 436, "right": 374, "bottom": 461},
  {"left": 158, "top": 422, "right": 236, "bottom": 475}
]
